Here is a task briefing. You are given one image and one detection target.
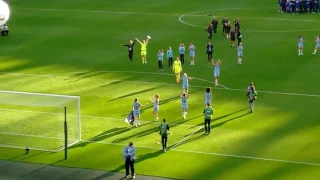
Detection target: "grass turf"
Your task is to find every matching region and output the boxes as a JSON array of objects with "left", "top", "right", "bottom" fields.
[{"left": 0, "top": 0, "right": 320, "bottom": 179}]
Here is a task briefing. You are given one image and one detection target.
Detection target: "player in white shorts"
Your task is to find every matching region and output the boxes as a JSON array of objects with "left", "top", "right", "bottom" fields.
[{"left": 150, "top": 94, "right": 160, "bottom": 121}]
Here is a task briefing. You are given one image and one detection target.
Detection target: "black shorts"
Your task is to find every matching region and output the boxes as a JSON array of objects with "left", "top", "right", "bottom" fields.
[{"left": 231, "top": 37, "right": 235, "bottom": 41}]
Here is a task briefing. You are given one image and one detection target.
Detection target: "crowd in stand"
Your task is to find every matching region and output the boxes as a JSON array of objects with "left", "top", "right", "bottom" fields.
[{"left": 279, "top": 0, "right": 319, "bottom": 13}]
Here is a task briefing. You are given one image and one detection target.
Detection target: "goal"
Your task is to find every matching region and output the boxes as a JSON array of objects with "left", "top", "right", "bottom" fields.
[{"left": 0, "top": 90, "right": 81, "bottom": 152}]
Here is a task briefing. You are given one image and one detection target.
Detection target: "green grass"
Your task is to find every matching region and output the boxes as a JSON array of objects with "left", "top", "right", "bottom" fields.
[{"left": 0, "top": 0, "right": 320, "bottom": 179}]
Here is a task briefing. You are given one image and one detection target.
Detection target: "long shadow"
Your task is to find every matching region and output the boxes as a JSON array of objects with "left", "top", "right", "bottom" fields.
[
  {"left": 167, "top": 134, "right": 207, "bottom": 150},
  {"left": 107, "top": 86, "right": 162, "bottom": 102},
  {"left": 193, "top": 111, "right": 251, "bottom": 136},
  {"left": 190, "top": 108, "right": 247, "bottom": 128},
  {"left": 112, "top": 115, "right": 203, "bottom": 144},
  {"left": 91, "top": 149, "right": 164, "bottom": 180}
]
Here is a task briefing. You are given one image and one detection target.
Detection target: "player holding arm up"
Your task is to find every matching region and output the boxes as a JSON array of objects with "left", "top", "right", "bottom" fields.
[
  {"left": 135, "top": 36, "right": 150, "bottom": 64},
  {"left": 182, "top": 73, "right": 194, "bottom": 93},
  {"left": 181, "top": 93, "right": 190, "bottom": 120},
  {"left": 173, "top": 57, "right": 182, "bottom": 83},
  {"left": 312, "top": 35, "right": 320, "bottom": 55},
  {"left": 122, "top": 39, "right": 136, "bottom": 62},
  {"left": 132, "top": 98, "right": 148, "bottom": 127},
  {"left": 150, "top": 94, "right": 160, "bottom": 121},
  {"left": 212, "top": 59, "right": 221, "bottom": 86},
  {"left": 204, "top": 87, "right": 212, "bottom": 106}
]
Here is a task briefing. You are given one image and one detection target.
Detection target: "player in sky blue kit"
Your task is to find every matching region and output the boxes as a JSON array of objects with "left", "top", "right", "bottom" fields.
[
  {"left": 132, "top": 98, "right": 148, "bottom": 127},
  {"left": 212, "top": 59, "right": 221, "bottom": 86},
  {"left": 179, "top": 43, "right": 185, "bottom": 65},
  {"left": 237, "top": 42, "right": 243, "bottom": 64},
  {"left": 298, "top": 35, "right": 304, "bottom": 56},
  {"left": 312, "top": 35, "right": 320, "bottom": 55},
  {"left": 189, "top": 42, "right": 196, "bottom": 65},
  {"left": 182, "top": 73, "right": 194, "bottom": 93},
  {"left": 181, "top": 93, "right": 190, "bottom": 119},
  {"left": 204, "top": 87, "right": 212, "bottom": 106},
  {"left": 150, "top": 94, "right": 160, "bottom": 121}
]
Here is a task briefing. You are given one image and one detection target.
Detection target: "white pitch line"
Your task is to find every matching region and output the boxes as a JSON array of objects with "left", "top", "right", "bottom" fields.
[
  {"left": 1, "top": 71, "right": 320, "bottom": 97},
  {"left": 16, "top": 7, "right": 316, "bottom": 22},
  {"left": 81, "top": 140, "right": 320, "bottom": 166},
  {"left": 169, "top": 127, "right": 203, "bottom": 150}
]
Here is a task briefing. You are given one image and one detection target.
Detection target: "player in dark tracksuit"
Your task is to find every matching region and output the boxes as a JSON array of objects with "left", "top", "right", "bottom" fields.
[
  {"left": 237, "top": 28, "right": 242, "bottom": 46},
  {"left": 122, "top": 39, "right": 136, "bottom": 62},
  {"left": 233, "top": 18, "right": 240, "bottom": 32},
  {"left": 206, "top": 41, "right": 213, "bottom": 62},
  {"left": 211, "top": 17, "right": 218, "bottom": 35},
  {"left": 206, "top": 24, "right": 213, "bottom": 41},
  {"left": 159, "top": 118, "right": 170, "bottom": 152},
  {"left": 222, "top": 16, "right": 228, "bottom": 35}
]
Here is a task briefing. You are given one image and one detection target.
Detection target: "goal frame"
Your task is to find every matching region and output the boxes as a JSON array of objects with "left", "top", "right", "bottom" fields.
[{"left": 0, "top": 90, "right": 81, "bottom": 152}]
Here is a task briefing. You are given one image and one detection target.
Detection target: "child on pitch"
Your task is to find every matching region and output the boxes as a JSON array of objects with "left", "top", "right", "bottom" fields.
[
  {"left": 132, "top": 98, "right": 148, "bottom": 127},
  {"left": 312, "top": 35, "right": 320, "bottom": 55},
  {"left": 150, "top": 94, "right": 160, "bottom": 121},
  {"left": 135, "top": 35, "right": 151, "bottom": 64},
  {"left": 204, "top": 87, "right": 212, "bottom": 106},
  {"left": 212, "top": 59, "right": 221, "bottom": 86},
  {"left": 237, "top": 42, "right": 243, "bottom": 64},
  {"left": 189, "top": 42, "right": 196, "bottom": 65},
  {"left": 182, "top": 73, "right": 194, "bottom": 93},
  {"left": 180, "top": 93, "right": 190, "bottom": 120},
  {"left": 173, "top": 57, "right": 182, "bottom": 83}
]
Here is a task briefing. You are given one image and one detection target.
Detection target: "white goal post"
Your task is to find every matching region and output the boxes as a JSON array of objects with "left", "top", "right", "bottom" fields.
[{"left": 0, "top": 90, "right": 81, "bottom": 152}]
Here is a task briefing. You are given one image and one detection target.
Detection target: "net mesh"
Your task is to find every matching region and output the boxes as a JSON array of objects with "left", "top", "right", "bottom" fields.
[{"left": 0, "top": 91, "right": 80, "bottom": 152}]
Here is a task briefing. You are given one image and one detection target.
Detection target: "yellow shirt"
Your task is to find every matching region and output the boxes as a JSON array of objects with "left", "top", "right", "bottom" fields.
[
  {"left": 141, "top": 43, "right": 147, "bottom": 51},
  {"left": 173, "top": 61, "right": 182, "bottom": 72}
]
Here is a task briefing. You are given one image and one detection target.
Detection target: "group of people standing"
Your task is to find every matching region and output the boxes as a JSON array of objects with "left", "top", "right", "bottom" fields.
[{"left": 279, "top": 0, "right": 319, "bottom": 13}]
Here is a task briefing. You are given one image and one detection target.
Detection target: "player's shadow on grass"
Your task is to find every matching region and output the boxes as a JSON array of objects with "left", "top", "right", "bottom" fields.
[
  {"left": 70, "top": 123, "right": 152, "bottom": 149},
  {"left": 107, "top": 86, "right": 162, "bottom": 102},
  {"left": 191, "top": 108, "right": 247, "bottom": 128},
  {"left": 66, "top": 71, "right": 107, "bottom": 82},
  {"left": 168, "top": 134, "right": 207, "bottom": 149}
]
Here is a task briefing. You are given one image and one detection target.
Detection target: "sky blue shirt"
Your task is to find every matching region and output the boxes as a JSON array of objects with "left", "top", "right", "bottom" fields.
[
  {"left": 167, "top": 49, "right": 173, "bottom": 58},
  {"left": 179, "top": 46, "right": 185, "bottom": 54},
  {"left": 158, "top": 52, "right": 164, "bottom": 61},
  {"left": 123, "top": 146, "right": 136, "bottom": 161}
]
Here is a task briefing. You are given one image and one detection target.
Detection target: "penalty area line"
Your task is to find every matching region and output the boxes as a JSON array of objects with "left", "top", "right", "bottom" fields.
[{"left": 81, "top": 140, "right": 320, "bottom": 166}]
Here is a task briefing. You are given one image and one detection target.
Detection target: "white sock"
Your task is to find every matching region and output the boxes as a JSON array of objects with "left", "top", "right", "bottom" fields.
[
  {"left": 238, "top": 58, "right": 240, "bottom": 64},
  {"left": 240, "top": 58, "right": 242, "bottom": 64},
  {"left": 313, "top": 49, "right": 317, "bottom": 54},
  {"left": 215, "top": 79, "right": 217, "bottom": 84},
  {"left": 298, "top": 50, "right": 301, "bottom": 55}
]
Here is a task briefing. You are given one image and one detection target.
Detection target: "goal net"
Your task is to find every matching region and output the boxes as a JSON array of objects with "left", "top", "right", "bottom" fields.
[{"left": 0, "top": 90, "right": 81, "bottom": 152}]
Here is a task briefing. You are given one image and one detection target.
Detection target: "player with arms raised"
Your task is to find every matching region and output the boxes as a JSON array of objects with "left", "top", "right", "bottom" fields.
[
  {"left": 237, "top": 42, "right": 243, "bottom": 64},
  {"left": 204, "top": 87, "right": 212, "bottom": 106},
  {"left": 212, "top": 59, "right": 221, "bottom": 86},
  {"left": 132, "top": 98, "right": 148, "bottom": 127},
  {"left": 150, "top": 94, "right": 160, "bottom": 121},
  {"left": 312, "top": 35, "right": 320, "bottom": 55},
  {"left": 181, "top": 93, "right": 190, "bottom": 120},
  {"left": 173, "top": 57, "right": 182, "bottom": 83},
  {"left": 182, "top": 73, "right": 194, "bottom": 93},
  {"left": 135, "top": 35, "right": 151, "bottom": 64}
]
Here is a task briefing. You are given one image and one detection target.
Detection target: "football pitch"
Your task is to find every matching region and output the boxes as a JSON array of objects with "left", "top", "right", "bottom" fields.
[{"left": 0, "top": 0, "right": 320, "bottom": 179}]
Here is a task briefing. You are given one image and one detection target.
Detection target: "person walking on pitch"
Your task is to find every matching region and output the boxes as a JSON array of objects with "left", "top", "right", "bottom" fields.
[
  {"left": 123, "top": 142, "right": 136, "bottom": 179},
  {"left": 173, "top": 57, "right": 182, "bottom": 83},
  {"left": 247, "top": 85, "right": 258, "bottom": 113},
  {"left": 203, "top": 103, "right": 214, "bottom": 134},
  {"left": 159, "top": 118, "right": 170, "bottom": 152},
  {"left": 150, "top": 94, "right": 160, "bottom": 121}
]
